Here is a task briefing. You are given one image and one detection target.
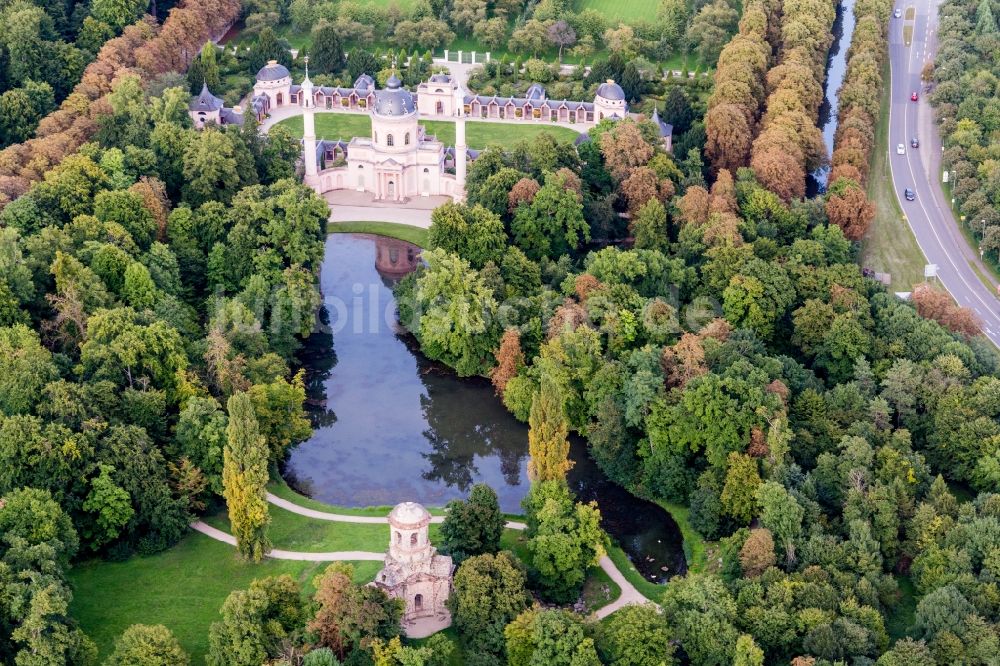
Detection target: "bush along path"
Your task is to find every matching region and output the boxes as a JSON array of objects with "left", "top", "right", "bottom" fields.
[{"left": 192, "top": 493, "right": 650, "bottom": 620}]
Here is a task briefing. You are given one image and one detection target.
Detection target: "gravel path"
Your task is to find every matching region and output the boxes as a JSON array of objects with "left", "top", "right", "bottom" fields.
[{"left": 192, "top": 495, "right": 651, "bottom": 618}]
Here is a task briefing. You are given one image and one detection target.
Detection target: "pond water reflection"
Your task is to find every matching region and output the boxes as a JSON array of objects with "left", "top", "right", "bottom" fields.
[{"left": 286, "top": 233, "right": 686, "bottom": 581}]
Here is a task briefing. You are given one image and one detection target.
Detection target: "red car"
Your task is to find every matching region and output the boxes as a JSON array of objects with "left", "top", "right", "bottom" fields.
[{"left": 911, "top": 91, "right": 919, "bottom": 101}]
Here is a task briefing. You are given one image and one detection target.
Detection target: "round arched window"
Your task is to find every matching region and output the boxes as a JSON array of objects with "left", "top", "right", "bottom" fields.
[{"left": 387, "top": 134, "right": 394, "bottom": 147}]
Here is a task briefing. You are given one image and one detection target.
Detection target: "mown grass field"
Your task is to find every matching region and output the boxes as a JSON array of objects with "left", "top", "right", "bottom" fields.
[
  {"left": 576, "top": 0, "right": 661, "bottom": 22},
  {"left": 275, "top": 113, "right": 584, "bottom": 149},
  {"left": 68, "top": 533, "right": 381, "bottom": 663}
]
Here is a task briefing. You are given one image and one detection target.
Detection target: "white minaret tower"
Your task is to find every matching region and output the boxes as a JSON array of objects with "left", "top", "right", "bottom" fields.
[
  {"left": 301, "top": 56, "right": 318, "bottom": 183},
  {"left": 454, "top": 83, "right": 467, "bottom": 200}
]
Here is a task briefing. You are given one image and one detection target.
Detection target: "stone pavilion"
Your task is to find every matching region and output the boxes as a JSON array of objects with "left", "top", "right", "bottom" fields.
[{"left": 373, "top": 502, "right": 454, "bottom": 638}]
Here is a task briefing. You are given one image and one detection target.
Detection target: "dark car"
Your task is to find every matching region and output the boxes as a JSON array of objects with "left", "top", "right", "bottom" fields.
[
  {"left": 904, "top": 188, "right": 916, "bottom": 201},
  {"left": 911, "top": 91, "right": 919, "bottom": 101},
  {"left": 911, "top": 137, "right": 919, "bottom": 148}
]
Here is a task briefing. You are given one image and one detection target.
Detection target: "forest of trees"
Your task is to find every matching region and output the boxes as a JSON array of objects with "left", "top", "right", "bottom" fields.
[
  {"left": 0, "top": 0, "right": 241, "bottom": 207},
  {"left": 387, "top": 1, "right": 1000, "bottom": 657},
  {"left": 932, "top": 0, "right": 1000, "bottom": 262},
  {"left": 266, "top": 0, "right": 740, "bottom": 66},
  {"left": 0, "top": 39, "right": 324, "bottom": 658}
]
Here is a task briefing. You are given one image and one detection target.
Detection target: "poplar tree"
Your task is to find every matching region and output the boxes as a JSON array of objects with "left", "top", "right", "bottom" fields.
[
  {"left": 527, "top": 372, "right": 572, "bottom": 482},
  {"left": 223, "top": 392, "right": 271, "bottom": 561}
]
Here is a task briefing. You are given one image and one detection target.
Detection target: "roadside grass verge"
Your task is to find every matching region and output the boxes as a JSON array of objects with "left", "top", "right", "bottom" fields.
[
  {"left": 862, "top": 60, "right": 927, "bottom": 291},
  {"left": 328, "top": 221, "right": 429, "bottom": 247},
  {"left": 68, "top": 531, "right": 380, "bottom": 663}
]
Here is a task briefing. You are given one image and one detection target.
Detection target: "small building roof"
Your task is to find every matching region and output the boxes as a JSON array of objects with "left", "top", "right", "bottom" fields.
[
  {"left": 256, "top": 60, "right": 290, "bottom": 82},
  {"left": 525, "top": 83, "right": 546, "bottom": 100},
  {"left": 354, "top": 74, "right": 375, "bottom": 90},
  {"left": 596, "top": 79, "right": 626, "bottom": 101},
  {"left": 429, "top": 73, "right": 452, "bottom": 83},
  {"left": 189, "top": 82, "right": 224, "bottom": 112},
  {"left": 651, "top": 107, "right": 673, "bottom": 137}
]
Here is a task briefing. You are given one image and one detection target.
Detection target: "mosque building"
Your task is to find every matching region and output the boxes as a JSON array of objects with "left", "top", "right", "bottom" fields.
[{"left": 189, "top": 59, "right": 635, "bottom": 202}]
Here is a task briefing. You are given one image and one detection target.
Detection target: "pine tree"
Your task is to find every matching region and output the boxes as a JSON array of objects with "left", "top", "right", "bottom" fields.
[
  {"left": 527, "top": 372, "right": 573, "bottom": 482},
  {"left": 310, "top": 24, "right": 345, "bottom": 74},
  {"left": 187, "top": 42, "right": 221, "bottom": 94},
  {"left": 223, "top": 392, "right": 271, "bottom": 561}
]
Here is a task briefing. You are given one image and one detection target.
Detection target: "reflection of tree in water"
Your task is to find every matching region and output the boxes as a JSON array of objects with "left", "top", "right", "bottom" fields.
[
  {"left": 294, "top": 305, "right": 338, "bottom": 429},
  {"left": 414, "top": 353, "right": 528, "bottom": 492}
]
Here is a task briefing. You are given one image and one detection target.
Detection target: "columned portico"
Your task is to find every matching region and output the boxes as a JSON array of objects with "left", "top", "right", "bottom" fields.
[{"left": 375, "top": 163, "right": 404, "bottom": 202}]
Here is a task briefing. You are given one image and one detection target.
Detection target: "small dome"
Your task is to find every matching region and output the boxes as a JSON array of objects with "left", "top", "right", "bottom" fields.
[
  {"left": 389, "top": 501, "right": 431, "bottom": 528},
  {"left": 374, "top": 75, "right": 415, "bottom": 116},
  {"left": 257, "top": 60, "right": 290, "bottom": 82},
  {"left": 429, "top": 73, "right": 452, "bottom": 83},
  {"left": 596, "top": 79, "right": 625, "bottom": 101},
  {"left": 526, "top": 83, "right": 546, "bottom": 101}
]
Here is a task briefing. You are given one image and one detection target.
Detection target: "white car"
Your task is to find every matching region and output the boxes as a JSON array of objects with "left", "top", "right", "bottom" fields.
[
  {"left": 897, "top": 143, "right": 905, "bottom": 155},
  {"left": 894, "top": 7, "right": 902, "bottom": 17}
]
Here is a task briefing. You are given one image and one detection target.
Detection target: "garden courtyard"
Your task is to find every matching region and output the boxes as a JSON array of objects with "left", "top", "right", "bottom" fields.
[{"left": 275, "top": 113, "right": 584, "bottom": 149}]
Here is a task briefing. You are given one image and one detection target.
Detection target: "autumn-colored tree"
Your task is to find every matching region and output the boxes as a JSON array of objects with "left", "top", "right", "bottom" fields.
[
  {"left": 621, "top": 166, "right": 662, "bottom": 217},
  {"left": 222, "top": 392, "right": 271, "bottom": 562},
  {"left": 750, "top": 147, "right": 805, "bottom": 201},
  {"left": 490, "top": 328, "right": 524, "bottom": 395},
  {"left": 739, "top": 528, "right": 776, "bottom": 576},
  {"left": 309, "top": 563, "right": 403, "bottom": 660},
  {"left": 709, "top": 169, "right": 738, "bottom": 213},
  {"left": 547, "top": 299, "right": 589, "bottom": 338},
  {"left": 825, "top": 182, "right": 875, "bottom": 240},
  {"left": 508, "top": 177, "right": 540, "bottom": 212},
  {"left": 527, "top": 372, "right": 573, "bottom": 482},
  {"left": 676, "top": 185, "right": 711, "bottom": 226},
  {"left": 706, "top": 103, "right": 753, "bottom": 174},
  {"left": 129, "top": 177, "right": 170, "bottom": 242},
  {"left": 661, "top": 332, "right": 707, "bottom": 388},
  {"left": 703, "top": 212, "right": 744, "bottom": 246},
  {"left": 599, "top": 119, "right": 655, "bottom": 181},
  {"left": 911, "top": 283, "right": 981, "bottom": 337},
  {"left": 573, "top": 274, "right": 602, "bottom": 302}
]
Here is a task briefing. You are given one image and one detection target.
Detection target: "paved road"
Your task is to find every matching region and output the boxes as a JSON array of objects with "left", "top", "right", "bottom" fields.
[{"left": 887, "top": 0, "right": 1000, "bottom": 344}]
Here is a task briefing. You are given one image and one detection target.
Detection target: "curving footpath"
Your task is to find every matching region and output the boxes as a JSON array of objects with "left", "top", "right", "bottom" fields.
[{"left": 193, "top": 494, "right": 650, "bottom": 619}]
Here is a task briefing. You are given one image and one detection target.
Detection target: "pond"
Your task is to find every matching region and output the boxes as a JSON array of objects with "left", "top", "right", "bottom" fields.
[{"left": 285, "top": 233, "right": 687, "bottom": 582}]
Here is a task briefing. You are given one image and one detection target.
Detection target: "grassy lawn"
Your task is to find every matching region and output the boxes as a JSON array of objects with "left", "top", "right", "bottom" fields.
[
  {"left": 68, "top": 531, "right": 381, "bottom": 663},
  {"left": 606, "top": 544, "right": 667, "bottom": 602},
  {"left": 269, "top": 478, "right": 437, "bottom": 514},
  {"left": 202, "top": 506, "right": 425, "bottom": 553},
  {"left": 861, "top": 61, "right": 927, "bottom": 292},
  {"left": 577, "top": 0, "right": 662, "bottom": 23},
  {"left": 581, "top": 565, "right": 622, "bottom": 613},
  {"left": 275, "top": 113, "right": 583, "bottom": 149},
  {"left": 654, "top": 499, "right": 711, "bottom": 574}
]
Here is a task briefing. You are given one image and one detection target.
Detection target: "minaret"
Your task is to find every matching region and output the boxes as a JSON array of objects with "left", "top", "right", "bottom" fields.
[
  {"left": 301, "top": 57, "right": 318, "bottom": 183},
  {"left": 453, "top": 84, "right": 467, "bottom": 200}
]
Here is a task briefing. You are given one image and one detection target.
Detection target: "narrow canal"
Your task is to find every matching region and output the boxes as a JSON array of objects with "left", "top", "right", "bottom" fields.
[
  {"left": 810, "top": 0, "right": 857, "bottom": 192},
  {"left": 285, "top": 233, "right": 687, "bottom": 583}
]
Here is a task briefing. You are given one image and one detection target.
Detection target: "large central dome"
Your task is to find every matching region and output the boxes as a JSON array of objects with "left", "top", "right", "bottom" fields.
[{"left": 374, "top": 74, "right": 415, "bottom": 116}]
